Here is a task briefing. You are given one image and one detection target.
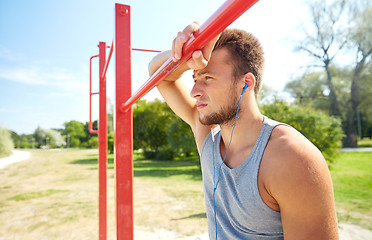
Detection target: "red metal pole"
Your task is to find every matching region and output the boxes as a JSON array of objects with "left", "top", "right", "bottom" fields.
[
  {"left": 98, "top": 42, "right": 108, "bottom": 240},
  {"left": 121, "top": 0, "right": 259, "bottom": 111},
  {"left": 89, "top": 55, "right": 99, "bottom": 135},
  {"left": 115, "top": 4, "right": 133, "bottom": 240}
]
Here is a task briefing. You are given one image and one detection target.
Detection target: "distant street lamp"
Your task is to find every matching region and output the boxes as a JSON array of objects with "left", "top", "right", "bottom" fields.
[
  {"left": 67, "top": 135, "right": 70, "bottom": 148},
  {"left": 46, "top": 136, "right": 49, "bottom": 146}
]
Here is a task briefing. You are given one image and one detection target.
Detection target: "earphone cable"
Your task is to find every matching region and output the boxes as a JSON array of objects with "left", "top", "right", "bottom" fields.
[{"left": 212, "top": 92, "right": 243, "bottom": 240}]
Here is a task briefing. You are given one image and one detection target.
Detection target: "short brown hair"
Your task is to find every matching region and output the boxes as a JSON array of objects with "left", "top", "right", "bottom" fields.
[{"left": 213, "top": 29, "right": 265, "bottom": 97}]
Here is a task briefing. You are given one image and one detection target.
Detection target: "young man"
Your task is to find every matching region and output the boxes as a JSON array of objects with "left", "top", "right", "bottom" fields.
[{"left": 148, "top": 22, "right": 339, "bottom": 239}]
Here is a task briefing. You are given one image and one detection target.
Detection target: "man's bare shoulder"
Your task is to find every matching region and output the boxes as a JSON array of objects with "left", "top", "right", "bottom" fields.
[
  {"left": 264, "top": 124, "right": 327, "bottom": 171},
  {"left": 260, "top": 123, "right": 331, "bottom": 206},
  {"left": 261, "top": 124, "right": 338, "bottom": 239}
]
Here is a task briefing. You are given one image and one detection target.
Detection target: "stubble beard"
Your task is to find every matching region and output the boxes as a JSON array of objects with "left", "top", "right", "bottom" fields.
[{"left": 199, "top": 91, "right": 240, "bottom": 127}]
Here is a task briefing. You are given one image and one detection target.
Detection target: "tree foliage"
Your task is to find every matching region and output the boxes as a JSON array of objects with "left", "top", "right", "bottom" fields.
[
  {"left": 133, "top": 99, "right": 197, "bottom": 160},
  {"left": 295, "top": 0, "right": 372, "bottom": 147},
  {"left": 261, "top": 101, "right": 343, "bottom": 163},
  {"left": 0, "top": 126, "right": 14, "bottom": 157},
  {"left": 167, "top": 116, "right": 197, "bottom": 157},
  {"left": 63, "top": 120, "right": 86, "bottom": 148},
  {"left": 34, "top": 127, "right": 66, "bottom": 148}
]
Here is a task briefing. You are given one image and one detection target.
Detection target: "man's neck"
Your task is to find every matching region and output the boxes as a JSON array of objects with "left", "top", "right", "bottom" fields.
[{"left": 219, "top": 101, "right": 263, "bottom": 161}]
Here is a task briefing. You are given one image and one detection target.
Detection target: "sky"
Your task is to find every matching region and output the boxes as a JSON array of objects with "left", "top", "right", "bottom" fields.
[{"left": 0, "top": 0, "right": 311, "bottom": 135}]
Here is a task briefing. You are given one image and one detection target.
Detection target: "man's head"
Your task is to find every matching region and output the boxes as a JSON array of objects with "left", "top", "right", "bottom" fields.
[{"left": 213, "top": 29, "right": 265, "bottom": 98}]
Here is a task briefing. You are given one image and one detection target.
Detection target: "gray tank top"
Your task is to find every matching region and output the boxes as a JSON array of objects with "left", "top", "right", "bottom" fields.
[{"left": 200, "top": 116, "right": 284, "bottom": 239}]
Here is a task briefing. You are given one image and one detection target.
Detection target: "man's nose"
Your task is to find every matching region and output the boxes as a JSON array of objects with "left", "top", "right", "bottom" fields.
[{"left": 190, "top": 83, "right": 203, "bottom": 99}]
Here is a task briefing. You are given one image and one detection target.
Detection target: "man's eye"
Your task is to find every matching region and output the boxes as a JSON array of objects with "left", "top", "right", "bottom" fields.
[{"left": 205, "top": 76, "right": 212, "bottom": 80}]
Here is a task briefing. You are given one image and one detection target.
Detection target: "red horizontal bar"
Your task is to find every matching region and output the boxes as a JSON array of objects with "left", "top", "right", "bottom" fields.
[
  {"left": 90, "top": 130, "right": 98, "bottom": 134},
  {"left": 132, "top": 48, "right": 161, "bottom": 53},
  {"left": 91, "top": 92, "right": 99, "bottom": 95},
  {"left": 121, "top": 0, "right": 259, "bottom": 111},
  {"left": 101, "top": 41, "right": 114, "bottom": 80}
]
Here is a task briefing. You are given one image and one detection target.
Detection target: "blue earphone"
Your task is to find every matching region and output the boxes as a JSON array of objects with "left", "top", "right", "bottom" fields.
[{"left": 241, "top": 82, "right": 248, "bottom": 95}]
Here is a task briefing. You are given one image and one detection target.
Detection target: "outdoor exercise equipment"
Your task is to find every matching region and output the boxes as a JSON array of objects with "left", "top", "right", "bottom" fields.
[{"left": 88, "top": 0, "right": 259, "bottom": 239}]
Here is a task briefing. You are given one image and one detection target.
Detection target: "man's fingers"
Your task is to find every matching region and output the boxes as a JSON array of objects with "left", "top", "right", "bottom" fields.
[
  {"left": 173, "top": 31, "right": 187, "bottom": 61},
  {"left": 201, "top": 33, "right": 220, "bottom": 62},
  {"left": 182, "top": 21, "right": 200, "bottom": 37},
  {"left": 187, "top": 50, "right": 208, "bottom": 70},
  {"left": 172, "top": 38, "right": 176, "bottom": 62},
  {"left": 172, "top": 21, "right": 201, "bottom": 62}
]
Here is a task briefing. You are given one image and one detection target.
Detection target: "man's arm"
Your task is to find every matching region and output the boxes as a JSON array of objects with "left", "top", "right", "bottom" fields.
[
  {"left": 263, "top": 126, "right": 339, "bottom": 239},
  {"left": 148, "top": 22, "right": 219, "bottom": 151}
]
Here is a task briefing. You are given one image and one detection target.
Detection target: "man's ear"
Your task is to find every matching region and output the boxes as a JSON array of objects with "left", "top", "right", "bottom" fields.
[{"left": 243, "top": 72, "right": 255, "bottom": 92}]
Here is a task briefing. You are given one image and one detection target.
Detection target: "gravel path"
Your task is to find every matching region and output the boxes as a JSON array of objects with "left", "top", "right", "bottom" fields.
[{"left": 0, "top": 150, "right": 30, "bottom": 169}]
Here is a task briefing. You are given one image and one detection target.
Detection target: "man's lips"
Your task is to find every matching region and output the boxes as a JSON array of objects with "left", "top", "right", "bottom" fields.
[{"left": 196, "top": 103, "right": 207, "bottom": 110}]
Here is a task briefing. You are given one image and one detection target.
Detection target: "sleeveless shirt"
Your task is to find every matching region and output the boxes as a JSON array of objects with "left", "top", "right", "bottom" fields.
[{"left": 200, "top": 116, "right": 284, "bottom": 239}]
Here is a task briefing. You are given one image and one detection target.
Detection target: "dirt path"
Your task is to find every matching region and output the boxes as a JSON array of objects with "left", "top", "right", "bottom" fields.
[{"left": 0, "top": 150, "right": 30, "bottom": 169}]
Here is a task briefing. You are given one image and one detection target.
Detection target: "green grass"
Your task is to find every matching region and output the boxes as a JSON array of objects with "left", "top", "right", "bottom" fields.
[
  {"left": 358, "top": 138, "right": 372, "bottom": 148},
  {"left": 7, "top": 189, "right": 68, "bottom": 201},
  {"left": 330, "top": 151, "right": 372, "bottom": 229}
]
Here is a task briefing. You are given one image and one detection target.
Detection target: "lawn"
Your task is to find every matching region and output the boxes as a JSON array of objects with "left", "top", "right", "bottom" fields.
[
  {"left": 330, "top": 151, "right": 372, "bottom": 229},
  {"left": 0, "top": 150, "right": 206, "bottom": 239},
  {"left": 0, "top": 149, "right": 371, "bottom": 239}
]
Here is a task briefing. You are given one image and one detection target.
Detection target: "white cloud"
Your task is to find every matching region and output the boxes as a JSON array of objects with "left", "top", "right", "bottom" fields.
[{"left": 0, "top": 65, "right": 88, "bottom": 90}]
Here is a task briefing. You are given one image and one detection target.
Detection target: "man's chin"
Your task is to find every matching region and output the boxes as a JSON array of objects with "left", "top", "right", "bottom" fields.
[{"left": 199, "top": 114, "right": 218, "bottom": 126}]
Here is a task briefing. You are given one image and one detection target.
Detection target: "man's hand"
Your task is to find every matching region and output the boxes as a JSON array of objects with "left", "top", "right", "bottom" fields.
[{"left": 172, "top": 21, "right": 220, "bottom": 70}]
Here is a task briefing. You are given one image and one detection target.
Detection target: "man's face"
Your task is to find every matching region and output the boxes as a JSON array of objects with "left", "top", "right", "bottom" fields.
[{"left": 191, "top": 48, "right": 241, "bottom": 126}]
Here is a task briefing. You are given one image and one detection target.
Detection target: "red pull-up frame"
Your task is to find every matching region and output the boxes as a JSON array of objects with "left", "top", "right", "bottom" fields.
[
  {"left": 121, "top": 0, "right": 259, "bottom": 112},
  {"left": 91, "top": 0, "right": 260, "bottom": 239},
  {"left": 115, "top": 0, "right": 259, "bottom": 239}
]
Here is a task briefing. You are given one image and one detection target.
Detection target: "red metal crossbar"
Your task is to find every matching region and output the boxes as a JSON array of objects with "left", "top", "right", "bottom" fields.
[
  {"left": 101, "top": 41, "right": 114, "bottom": 81},
  {"left": 121, "top": 0, "right": 259, "bottom": 112},
  {"left": 132, "top": 48, "right": 161, "bottom": 53}
]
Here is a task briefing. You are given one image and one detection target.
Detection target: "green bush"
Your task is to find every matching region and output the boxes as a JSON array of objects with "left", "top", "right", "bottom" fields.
[
  {"left": 0, "top": 126, "right": 14, "bottom": 157},
  {"left": 261, "top": 101, "right": 343, "bottom": 163},
  {"left": 155, "top": 145, "right": 176, "bottom": 160},
  {"left": 167, "top": 117, "right": 198, "bottom": 157},
  {"left": 108, "top": 133, "right": 114, "bottom": 154}
]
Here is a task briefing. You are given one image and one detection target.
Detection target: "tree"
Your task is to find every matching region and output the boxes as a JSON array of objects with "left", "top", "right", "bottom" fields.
[
  {"left": 343, "top": 0, "right": 372, "bottom": 146},
  {"left": 0, "top": 126, "right": 14, "bottom": 157},
  {"left": 296, "top": 0, "right": 372, "bottom": 147},
  {"left": 133, "top": 99, "right": 175, "bottom": 159},
  {"left": 34, "top": 127, "right": 66, "bottom": 148},
  {"left": 285, "top": 66, "right": 352, "bottom": 114},
  {"left": 167, "top": 116, "right": 198, "bottom": 157},
  {"left": 63, "top": 120, "right": 86, "bottom": 148},
  {"left": 297, "top": 0, "right": 348, "bottom": 118},
  {"left": 358, "top": 65, "right": 372, "bottom": 138}
]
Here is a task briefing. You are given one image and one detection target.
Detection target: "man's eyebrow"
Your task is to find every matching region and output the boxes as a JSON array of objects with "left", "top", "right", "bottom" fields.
[{"left": 192, "top": 70, "right": 214, "bottom": 79}]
